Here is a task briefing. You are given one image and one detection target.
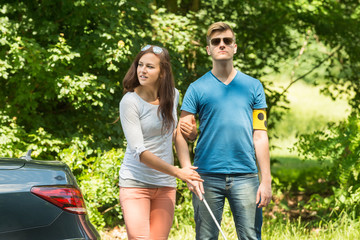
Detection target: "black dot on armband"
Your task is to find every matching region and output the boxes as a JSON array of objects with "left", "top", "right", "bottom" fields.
[
  {"left": 257, "top": 113, "right": 264, "bottom": 120},
  {"left": 264, "top": 120, "right": 268, "bottom": 128}
]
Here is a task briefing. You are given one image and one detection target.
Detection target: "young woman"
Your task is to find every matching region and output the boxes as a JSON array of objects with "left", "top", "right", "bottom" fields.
[{"left": 119, "top": 45, "right": 201, "bottom": 239}]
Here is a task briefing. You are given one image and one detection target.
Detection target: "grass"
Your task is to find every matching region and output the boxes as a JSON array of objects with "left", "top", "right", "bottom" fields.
[
  {"left": 168, "top": 217, "right": 360, "bottom": 240},
  {"left": 102, "top": 213, "right": 360, "bottom": 239},
  {"left": 262, "top": 214, "right": 360, "bottom": 240},
  {"left": 167, "top": 203, "right": 360, "bottom": 240}
]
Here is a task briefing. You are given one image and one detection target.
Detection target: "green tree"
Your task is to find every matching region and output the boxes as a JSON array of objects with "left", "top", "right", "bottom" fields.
[
  {"left": 1, "top": 0, "right": 360, "bottom": 230},
  {"left": 0, "top": 0, "right": 154, "bottom": 154}
]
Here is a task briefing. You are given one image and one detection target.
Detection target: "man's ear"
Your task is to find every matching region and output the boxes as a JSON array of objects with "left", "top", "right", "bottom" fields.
[
  {"left": 234, "top": 44, "right": 237, "bottom": 54},
  {"left": 206, "top": 45, "right": 211, "bottom": 55}
]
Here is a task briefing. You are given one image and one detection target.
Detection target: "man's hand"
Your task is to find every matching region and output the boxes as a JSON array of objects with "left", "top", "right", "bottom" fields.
[{"left": 256, "top": 181, "right": 272, "bottom": 208}]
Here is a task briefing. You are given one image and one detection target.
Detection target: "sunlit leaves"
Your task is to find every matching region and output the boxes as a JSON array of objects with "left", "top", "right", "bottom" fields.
[{"left": 295, "top": 114, "right": 360, "bottom": 217}]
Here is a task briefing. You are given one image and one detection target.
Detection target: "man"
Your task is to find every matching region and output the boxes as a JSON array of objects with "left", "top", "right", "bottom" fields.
[{"left": 175, "top": 22, "right": 272, "bottom": 240}]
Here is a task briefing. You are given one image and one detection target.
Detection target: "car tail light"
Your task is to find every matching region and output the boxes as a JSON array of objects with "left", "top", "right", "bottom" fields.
[{"left": 31, "top": 186, "right": 87, "bottom": 214}]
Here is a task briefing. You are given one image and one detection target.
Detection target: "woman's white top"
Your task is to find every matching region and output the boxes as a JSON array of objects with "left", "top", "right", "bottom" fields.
[{"left": 119, "top": 89, "right": 179, "bottom": 188}]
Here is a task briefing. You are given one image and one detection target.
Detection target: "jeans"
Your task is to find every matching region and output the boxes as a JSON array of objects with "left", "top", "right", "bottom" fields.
[{"left": 192, "top": 173, "right": 262, "bottom": 240}]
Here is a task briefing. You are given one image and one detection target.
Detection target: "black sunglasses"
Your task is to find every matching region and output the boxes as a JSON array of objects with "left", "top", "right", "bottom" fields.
[{"left": 210, "top": 37, "right": 234, "bottom": 46}]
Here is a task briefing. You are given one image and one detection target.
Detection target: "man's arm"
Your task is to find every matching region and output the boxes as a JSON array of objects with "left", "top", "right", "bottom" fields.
[
  {"left": 175, "top": 111, "right": 204, "bottom": 199},
  {"left": 253, "top": 129, "right": 272, "bottom": 208}
]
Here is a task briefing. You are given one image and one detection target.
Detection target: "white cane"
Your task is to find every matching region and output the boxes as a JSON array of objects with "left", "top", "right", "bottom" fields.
[{"left": 200, "top": 194, "right": 228, "bottom": 240}]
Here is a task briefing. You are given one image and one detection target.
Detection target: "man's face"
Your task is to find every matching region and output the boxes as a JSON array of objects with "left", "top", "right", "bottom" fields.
[{"left": 206, "top": 30, "right": 237, "bottom": 61}]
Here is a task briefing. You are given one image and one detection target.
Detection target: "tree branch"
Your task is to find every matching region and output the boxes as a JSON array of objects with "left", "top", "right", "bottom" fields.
[{"left": 281, "top": 44, "right": 343, "bottom": 95}]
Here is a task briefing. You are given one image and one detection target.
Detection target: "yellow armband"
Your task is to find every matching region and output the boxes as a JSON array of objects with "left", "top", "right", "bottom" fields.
[{"left": 253, "top": 109, "right": 268, "bottom": 131}]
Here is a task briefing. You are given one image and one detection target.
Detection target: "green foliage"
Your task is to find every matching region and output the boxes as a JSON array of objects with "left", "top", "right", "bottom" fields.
[
  {"left": 0, "top": 111, "right": 64, "bottom": 159},
  {"left": 295, "top": 113, "right": 360, "bottom": 218},
  {"left": 173, "top": 180, "right": 195, "bottom": 228},
  {"left": 272, "top": 157, "right": 329, "bottom": 194},
  {"left": 295, "top": 0, "right": 360, "bottom": 110},
  {"left": 149, "top": 7, "right": 205, "bottom": 93},
  {"left": 0, "top": 0, "right": 153, "bottom": 150},
  {"left": 59, "top": 146, "right": 125, "bottom": 229}
]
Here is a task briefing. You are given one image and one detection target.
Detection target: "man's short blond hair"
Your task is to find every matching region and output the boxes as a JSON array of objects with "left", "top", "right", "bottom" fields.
[{"left": 206, "top": 22, "right": 235, "bottom": 45}]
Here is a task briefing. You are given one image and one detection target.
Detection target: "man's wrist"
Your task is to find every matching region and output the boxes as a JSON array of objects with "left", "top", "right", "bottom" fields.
[{"left": 261, "top": 176, "right": 272, "bottom": 184}]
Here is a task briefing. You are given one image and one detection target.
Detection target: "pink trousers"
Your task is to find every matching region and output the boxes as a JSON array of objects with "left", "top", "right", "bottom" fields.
[{"left": 119, "top": 187, "right": 176, "bottom": 240}]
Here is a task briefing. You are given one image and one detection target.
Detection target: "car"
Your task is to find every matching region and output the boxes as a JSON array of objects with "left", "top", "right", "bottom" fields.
[{"left": 0, "top": 150, "right": 101, "bottom": 240}]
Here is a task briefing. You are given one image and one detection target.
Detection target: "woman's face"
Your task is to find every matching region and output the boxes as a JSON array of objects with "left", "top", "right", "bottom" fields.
[{"left": 137, "top": 53, "right": 161, "bottom": 88}]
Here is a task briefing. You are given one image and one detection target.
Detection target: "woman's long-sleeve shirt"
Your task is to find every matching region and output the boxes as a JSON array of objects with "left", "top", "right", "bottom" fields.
[{"left": 119, "top": 89, "right": 179, "bottom": 188}]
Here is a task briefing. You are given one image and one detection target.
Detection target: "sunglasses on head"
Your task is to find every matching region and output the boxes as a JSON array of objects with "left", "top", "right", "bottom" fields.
[
  {"left": 141, "top": 45, "right": 163, "bottom": 54},
  {"left": 210, "top": 37, "right": 234, "bottom": 46}
]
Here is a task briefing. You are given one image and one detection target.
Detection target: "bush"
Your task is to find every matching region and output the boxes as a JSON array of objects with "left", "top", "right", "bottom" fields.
[
  {"left": 59, "top": 145, "right": 125, "bottom": 229},
  {"left": 295, "top": 113, "right": 360, "bottom": 218},
  {"left": 0, "top": 112, "right": 64, "bottom": 159}
]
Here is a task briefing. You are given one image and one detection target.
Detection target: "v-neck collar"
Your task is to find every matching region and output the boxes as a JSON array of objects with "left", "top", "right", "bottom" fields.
[{"left": 209, "top": 70, "right": 238, "bottom": 86}]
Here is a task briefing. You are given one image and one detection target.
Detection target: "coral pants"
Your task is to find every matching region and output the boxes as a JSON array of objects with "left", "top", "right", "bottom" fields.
[{"left": 119, "top": 187, "right": 176, "bottom": 240}]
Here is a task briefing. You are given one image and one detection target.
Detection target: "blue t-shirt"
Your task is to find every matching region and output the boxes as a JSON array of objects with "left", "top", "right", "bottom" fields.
[{"left": 181, "top": 70, "right": 267, "bottom": 174}]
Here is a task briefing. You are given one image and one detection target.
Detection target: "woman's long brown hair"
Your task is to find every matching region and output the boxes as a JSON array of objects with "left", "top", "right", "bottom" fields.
[{"left": 122, "top": 46, "right": 175, "bottom": 133}]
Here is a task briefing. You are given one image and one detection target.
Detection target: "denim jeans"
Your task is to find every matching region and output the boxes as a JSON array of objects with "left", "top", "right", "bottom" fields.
[{"left": 192, "top": 173, "right": 262, "bottom": 240}]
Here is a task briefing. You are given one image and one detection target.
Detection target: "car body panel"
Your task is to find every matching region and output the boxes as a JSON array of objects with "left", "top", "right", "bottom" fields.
[
  {"left": 0, "top": 192, "right": 63, "bottom": 233},
  {"left": 0, "top": 157, "right": 100, "bottom": 239},
  {"left": 0, "top": 212, "right": 99, "bottom": 240},
  {"left": 0, "top": 158, "right": 25, "bottom": 170}
]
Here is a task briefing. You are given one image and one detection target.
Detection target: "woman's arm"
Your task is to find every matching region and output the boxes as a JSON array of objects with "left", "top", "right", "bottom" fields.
[
  {"left": 139, "top": 150, "right": 202, "bottom": 182},
  {"left": 120, "top": 95, "right": 202, "bottom": 183},
  {"left": 175, "top": 111, "right": 204, "bottom": 199}
]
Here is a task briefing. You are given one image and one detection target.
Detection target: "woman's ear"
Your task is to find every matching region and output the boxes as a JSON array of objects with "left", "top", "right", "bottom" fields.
[{"left": 159, "top": 71, "right": 164, "bottom": 81}]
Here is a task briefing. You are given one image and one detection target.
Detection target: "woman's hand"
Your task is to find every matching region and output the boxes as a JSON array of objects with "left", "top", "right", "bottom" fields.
[
  {"left": 180, "top": 115, "right": 197, "bottom": 142},
  {"left": 186, "top": 180, "right": 205, "bottom": 200},
  {"left": 177, "top": 166, "right": 203, "bottom": 183}
]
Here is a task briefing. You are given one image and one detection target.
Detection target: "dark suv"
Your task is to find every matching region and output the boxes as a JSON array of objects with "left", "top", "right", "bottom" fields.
[{"left": 0, "top": 151, "right": 100, "bottom": 240}]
